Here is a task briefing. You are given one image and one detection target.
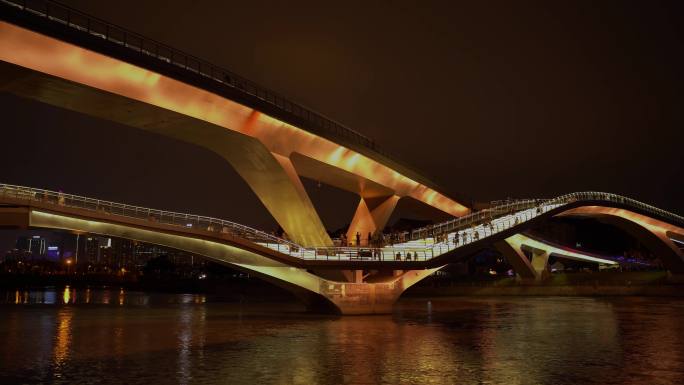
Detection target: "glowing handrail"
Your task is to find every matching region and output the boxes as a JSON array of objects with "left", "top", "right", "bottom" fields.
[
  {"left": 0, "top": 183, "right": 301, "bottom": 249},
  {"left": 1, "top": 183, "right": 682, "bottom": 263}
]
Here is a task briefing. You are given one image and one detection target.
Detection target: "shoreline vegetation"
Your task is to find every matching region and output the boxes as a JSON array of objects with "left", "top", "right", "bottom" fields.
[
  {"left": 1, "top": 271, "right": 683, "bottom": 300},
  {"left": 405, "top": 271, "right": 684, "bottom": 297}
]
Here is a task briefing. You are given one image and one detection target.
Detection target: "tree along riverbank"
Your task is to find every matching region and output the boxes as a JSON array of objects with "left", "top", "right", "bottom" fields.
[{"left": 405, "top": 271, "right": 684, "bottom": 297}]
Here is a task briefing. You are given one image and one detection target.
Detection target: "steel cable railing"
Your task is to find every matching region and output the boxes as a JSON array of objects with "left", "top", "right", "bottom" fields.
[{"left": 2, "top": 183, "right": 682, "bottom": 263}]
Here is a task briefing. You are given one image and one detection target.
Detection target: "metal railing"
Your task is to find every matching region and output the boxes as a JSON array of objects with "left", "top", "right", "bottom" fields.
[
  {"left": 407, "top": 199, "right": 545, "bottom": 241},
  {"left": 0, "top": 183, "right": 303, "bottom": 252},
  {"left": 409, "top": 192, "right": 684, "bottom": 242},
  {"left": 1, "top": 183, "right": 682, "bottom": 263},
  {"left": 0, "top": 0, "right": 393, "bottom": 161}
]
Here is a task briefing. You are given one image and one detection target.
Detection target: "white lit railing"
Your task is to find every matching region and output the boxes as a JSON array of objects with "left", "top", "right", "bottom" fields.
[
  {"left": 1, "top": 183, "right": 682, "bottom": 263},
  {"left": 0, "top": 183, "right": 302, "bottom": 252}
]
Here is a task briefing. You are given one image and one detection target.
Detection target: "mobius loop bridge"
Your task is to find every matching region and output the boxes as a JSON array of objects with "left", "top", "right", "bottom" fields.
[
  {"left": 2, "top": 183, "right": 681, "bottom": 264},
  {"left": 2, "top": 183, "right": 683, "bottom": 314},
  {"left": 1, "top": 0, "right": 684, "bottom": 314}
]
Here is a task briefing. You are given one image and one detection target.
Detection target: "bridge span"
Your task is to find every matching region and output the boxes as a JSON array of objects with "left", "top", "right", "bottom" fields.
[
  {"left": 0, "top": 0, "right": 470, "bottom": 250},
  {"left": 1, "top": 1, "right": 683, "bottom": 314},
  {"left": 2, "top": 184, "right": 683, "bottom": 314}
]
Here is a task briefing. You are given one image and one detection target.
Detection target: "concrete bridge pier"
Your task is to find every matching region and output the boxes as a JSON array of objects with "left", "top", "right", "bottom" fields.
[
  {"left": 494, "top": 233, "right": 616, "bottom": 281},
  {"left": 315, "top": 268, "right": 441, "bottom": 315},
  {"left": 346, "top": 195, "right": 400, "bottom": 246},
  {"left": 495, "top": 238, "right": 548, "bottom": 281}
]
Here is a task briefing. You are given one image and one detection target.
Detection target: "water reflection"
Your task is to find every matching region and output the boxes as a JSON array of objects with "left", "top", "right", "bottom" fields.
[
  {"left": 177, "top": 303, "right": 192, "bottom": 384},
  {"left": 52, "top": 308, "right": 73, "bottom": 380},
  {"left": 0, "top": 292, "right": 684, "bottom": 384},
  {"left": 62, "top": 286, "right": 71, "bottom": 304}
]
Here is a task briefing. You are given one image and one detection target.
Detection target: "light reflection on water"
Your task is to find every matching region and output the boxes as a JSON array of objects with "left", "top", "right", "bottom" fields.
[
  {"left": 5, "top": 287, "right": 206, "bottom": 306},
  {"left": 1, "top": 289, "right": 684, "bottom": 385}
]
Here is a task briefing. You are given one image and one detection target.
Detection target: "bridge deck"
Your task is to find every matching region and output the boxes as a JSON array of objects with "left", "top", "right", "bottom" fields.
[{"left": 3, "top": 184, "right": 681, "bottom": 269}]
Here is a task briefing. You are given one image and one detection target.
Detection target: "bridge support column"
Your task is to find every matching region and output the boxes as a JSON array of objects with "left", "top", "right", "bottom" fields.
[
  {"left": 494, "top": 239, "right": 544, "bottom": 281},
  {"left": 0, "top": 60, "right": 333, "bottom": 247},
  {"left": 318, "top": 268, "right": 441, "bottom": 314},
  {"left": 495, "top": 233, "right": 617, "bottom": 281},
  {"left": 558, "top": 207, "right": 684, "bottom": 275},
  {"left": 340, "top": 269, "right": 364, "bottom": 283},
  {"left": 346, "top": 195, "right": 400, "bottom": 246},
  {"left": 3, "top": 201, "right": 448, "bottom": 315}
]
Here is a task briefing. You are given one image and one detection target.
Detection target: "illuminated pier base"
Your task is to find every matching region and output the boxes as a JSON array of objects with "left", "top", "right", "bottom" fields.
[{"left": 311, "top": 269, "right": 438, "bottom": 315}]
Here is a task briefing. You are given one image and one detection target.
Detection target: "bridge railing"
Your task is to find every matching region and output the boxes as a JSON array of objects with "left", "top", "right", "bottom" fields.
[
  {"left": 0, "top": 183, "right": 303, "bottom": 252},
  {"left": 406, "top": 198, "right": 545, "bottom": 241},
  {"left": 408, "top": 192, "right": 684, "bottom": 243},
  {"left": 1, "top": 0, "right": 395, "bottom": 162},
  {"left": 1, "top": 183, "right": 682, "bottom": 263},
  {"left": 545, "top": 191, "right": 684, "bottom": 226},
  {"left": 307, "top": 201, "right": 565, "bottom": 262}
]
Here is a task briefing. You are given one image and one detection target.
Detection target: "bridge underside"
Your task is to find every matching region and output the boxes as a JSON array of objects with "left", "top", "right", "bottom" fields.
[
  {"left": 0, "top": 21, "right": 470, "bottom": 249},
  {"left": 2, "top": 17, "right": 684, "bottom": 312},
  {"left": 556, "top": 207, "right": 684, "bottom": 274},
  {"left": 0, "top": 205, "right": 437, "bottom": 315},
  {"left": 495, "top": 233, "right": 618, "bottom": 281},
  {"left": 2, "top": 191, "right": 684, "bottom": 314}
]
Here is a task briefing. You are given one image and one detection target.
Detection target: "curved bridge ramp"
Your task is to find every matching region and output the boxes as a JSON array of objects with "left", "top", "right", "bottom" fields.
[
  {"left": 2, "top": 184, "right": 683, "bottom": 313},
  {"left": 0, "top": 184, "right": 436, "bottom": 315}
]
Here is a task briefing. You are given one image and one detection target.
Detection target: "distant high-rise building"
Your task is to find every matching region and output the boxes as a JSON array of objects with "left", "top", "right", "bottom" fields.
[
  {"left": 111, "top": 238, "right": 135, "bottom": 268},
  {"left": 16, "top": 236, "right": 47, "bottom": 258},
  {"left": 46, "top": 246, "right": 60, "bottom": 260}
]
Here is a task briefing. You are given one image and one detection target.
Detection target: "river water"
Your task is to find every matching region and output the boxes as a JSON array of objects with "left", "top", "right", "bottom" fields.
[{"left": 1, "top": 288, "right": 683, "bottom": 385}]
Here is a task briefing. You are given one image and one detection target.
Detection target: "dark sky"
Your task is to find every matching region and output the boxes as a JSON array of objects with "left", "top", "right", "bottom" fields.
[{"left": 1, "top": 0, "right": 683, "bottom": 239}]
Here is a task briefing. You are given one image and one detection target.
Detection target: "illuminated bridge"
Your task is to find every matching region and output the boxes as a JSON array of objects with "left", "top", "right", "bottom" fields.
[
  {"left": 1, "top": 2, "right": 683, "bottom": 314},
  {"left": 2, "top": 184, "right": 683, "bottom": 314}
]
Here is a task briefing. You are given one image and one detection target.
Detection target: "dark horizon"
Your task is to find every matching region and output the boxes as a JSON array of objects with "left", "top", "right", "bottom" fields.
[{"left": 1, "top": 0, "right": 682, "bottom": 238}]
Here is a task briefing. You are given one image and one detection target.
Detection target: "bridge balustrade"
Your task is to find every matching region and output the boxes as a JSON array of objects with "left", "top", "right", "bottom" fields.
[{"left": 1, "top": 183, "right": 682, "bottom": 263}]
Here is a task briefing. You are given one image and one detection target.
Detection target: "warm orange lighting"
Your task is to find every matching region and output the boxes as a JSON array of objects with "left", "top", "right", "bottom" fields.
[
  {"left": 53, "top": 308, "right": 73, "bottom": 367},
  {"left": 62, "top": 285, "right": 71, "bottom": 304},
  {"left": 0, "top": 21, "right": 469, "bottom": 218}
]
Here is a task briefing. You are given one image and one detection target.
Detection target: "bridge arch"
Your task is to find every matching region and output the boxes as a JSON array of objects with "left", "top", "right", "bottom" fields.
[
  {"left": 0, "top": 14, "right": 470, "bottom": 248},
  {"left": 557, "top": 206, "right": 684, "bottom": 274}
]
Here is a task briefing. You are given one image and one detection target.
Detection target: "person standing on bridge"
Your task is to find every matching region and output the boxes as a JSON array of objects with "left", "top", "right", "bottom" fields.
[
  {"left": 367, "top": 232, "right": 372, "bottom": 247},
  {"left": 355, "top": 232, "right": 361, "bottom": 247}
]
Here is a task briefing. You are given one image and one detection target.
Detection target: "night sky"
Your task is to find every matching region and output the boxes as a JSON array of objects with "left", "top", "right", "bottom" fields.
[{"left": 1, "top": 0, "right": 683, "bottom": 244}]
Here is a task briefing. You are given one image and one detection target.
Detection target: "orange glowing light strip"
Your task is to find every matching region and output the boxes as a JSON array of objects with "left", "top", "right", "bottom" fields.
[{"left": 0, "top": 22, "right": 468, "bottom": 216}]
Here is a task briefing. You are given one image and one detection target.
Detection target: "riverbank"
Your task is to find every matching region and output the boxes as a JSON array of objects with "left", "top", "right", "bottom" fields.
[
  {"left": 0, "top": 273, "right": 296, "bottom": 301},
  {"left": 405, "top": 271, "right": 684, "bottom": 297},
  {"left": 406, "top": 284, "right": 684, "bottom": 297}
]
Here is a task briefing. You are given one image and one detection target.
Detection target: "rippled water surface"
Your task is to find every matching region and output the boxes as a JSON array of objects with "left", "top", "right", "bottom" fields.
[{"left": 1, "top": 288, "right": 684, "bottom": 384}]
